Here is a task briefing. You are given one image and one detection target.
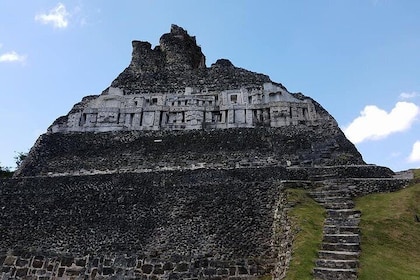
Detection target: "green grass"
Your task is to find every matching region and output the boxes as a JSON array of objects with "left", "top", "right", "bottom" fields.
[
  {"left": 284, "top": 188, "right": 325, "bottom": 280},
  {"left": 355, "top": 170, "right": 420, "bottom": 280},
  {"left": 413, "top": 169, "right": 420, "bottom": 184},
  {"left": 281, "top": 171, "right": 420, "bottom": 279}
]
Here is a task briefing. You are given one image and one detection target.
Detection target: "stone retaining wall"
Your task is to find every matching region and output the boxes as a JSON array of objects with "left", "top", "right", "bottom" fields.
[
  {"left": 0, "top": 253, "right": 279, "bottom": 280},
  {"left": 3, "top": 163, "right": 400, "bottom": 280},
  {"left": 0, "top": 169, "right": 295, "bottom": 279},
  {"left": 347, "top": 178, "right": 411, "bottom": 197},
  {"left": 15, "top": 127, "right": 364, "bottom": 177}
]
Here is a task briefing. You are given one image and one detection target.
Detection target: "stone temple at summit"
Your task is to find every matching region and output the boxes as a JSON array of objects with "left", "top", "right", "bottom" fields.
[
  {"left": 51, "top": 25, "right": 323, "bottom": 134},
  {"left": 0, "top": 25, "right": 411, "bottom": 280},
  {"left": 50, "top": 82, "right": 318, "bottom": 133}
]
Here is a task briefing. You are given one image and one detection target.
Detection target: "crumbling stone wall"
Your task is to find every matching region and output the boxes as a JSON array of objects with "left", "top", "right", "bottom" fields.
[
  {"left": 108, "top": 25, "right": 273, "bottom": 95},
  {"left": 0, "top": 253, "right": 281, "bottom": 279},
  {"left": 346, "top": 178, "right": 411, "bottom": 197},
  {"left": 16, "top": 127, "right": 365, "bottom": 177},
  {"left": 1, "top": 169, "right": 403, "bottom": 280},
  {"left": 1, "top": 169, "right": 294, "bottom": 279}
]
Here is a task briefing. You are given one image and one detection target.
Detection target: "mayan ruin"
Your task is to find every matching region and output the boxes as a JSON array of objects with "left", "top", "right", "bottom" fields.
[{"left": 0, "top": 25, "right": 413, "bottom": 280}]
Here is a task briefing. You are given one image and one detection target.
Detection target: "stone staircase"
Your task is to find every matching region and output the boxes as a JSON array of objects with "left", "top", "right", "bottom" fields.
[{"left": 309, "top": 181, "right": 360, "bottom": 280}]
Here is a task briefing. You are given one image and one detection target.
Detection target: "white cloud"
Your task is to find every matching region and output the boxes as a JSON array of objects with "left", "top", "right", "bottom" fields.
[
  {"left": 389, "top": 152, "right": 401, "bottom": 159},
  {"left": 400, "top": 92, "right": 419, "bottom": 100},
  {"left": 344, "top": 102, "right": 420, "bottom": 144},
  {"left": 408, "top": 141, "right": 420, "bottom": 163},
  {"left": 0, "top": 51, "right": 26, "bottom": 63},
  {"left": 35, "top": 3, "right": 69, "bottom": 29}
]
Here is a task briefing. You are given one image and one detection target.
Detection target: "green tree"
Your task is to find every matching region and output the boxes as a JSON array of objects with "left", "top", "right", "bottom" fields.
[
  {"left": 14, "top": 151, "right": 28, "bottom": 168},
  {"left": 0, "top": 163, "right": 13, "bottom": 178}
]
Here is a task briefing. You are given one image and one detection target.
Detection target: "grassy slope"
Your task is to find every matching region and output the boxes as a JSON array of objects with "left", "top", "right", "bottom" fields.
[
  {"left": 284, "top": 189, "right": 325, "bottom": 280},
  {"left": 355, "top": 170, "right": 420, "bottom": 280},
  {"left": 283, "top": 170, "right": 420, "bottom": 279}
]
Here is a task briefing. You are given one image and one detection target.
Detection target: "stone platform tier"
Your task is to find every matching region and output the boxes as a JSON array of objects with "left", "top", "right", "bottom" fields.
[
  {"left": 1, "top": 169, "right": 295, "bottom": 280},
  {"left": 1, "top": 171, "right": 410, "bottom": 280},
  {"left": 16, "top": 127, "right": 371, "bottom": 178}
]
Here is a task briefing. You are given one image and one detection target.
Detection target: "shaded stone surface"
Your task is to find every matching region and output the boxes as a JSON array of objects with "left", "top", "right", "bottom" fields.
[
  {"left": 0, "top": 169, "right": 294, "bottom": 279},
  {"left": 16, "top": 127, "right": 365, "bottom": 177},
  {"left": 1, "top": 170, "right": 285, "bottom": 258}
]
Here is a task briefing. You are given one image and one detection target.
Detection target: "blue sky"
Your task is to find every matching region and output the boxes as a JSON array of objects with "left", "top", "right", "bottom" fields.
[{"left": 1, "top": 0, "right": 419, "bottom": 171}]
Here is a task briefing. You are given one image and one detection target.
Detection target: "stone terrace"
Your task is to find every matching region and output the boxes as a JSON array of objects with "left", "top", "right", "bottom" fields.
[
  {"left": 1, "top": 169, "right": 294, "bottom": 279},
  {"left": 16, "top": 127, "right": 364, "bottom": 177}
]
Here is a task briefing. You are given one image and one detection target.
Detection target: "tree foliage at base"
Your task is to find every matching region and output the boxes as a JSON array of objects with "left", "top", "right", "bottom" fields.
[{"left": 0, "top": 164, "right": 13, "bottom": 178}]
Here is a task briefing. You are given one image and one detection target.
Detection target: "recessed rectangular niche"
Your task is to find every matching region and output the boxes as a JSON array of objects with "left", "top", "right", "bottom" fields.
[{"left": 79, "top": 113, "right": 87, "bottom": 126}]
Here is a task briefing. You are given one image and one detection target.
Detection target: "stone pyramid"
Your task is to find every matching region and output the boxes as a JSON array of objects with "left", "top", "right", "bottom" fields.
[{"left": 0, "top": 25, "right": 406, "bottom": 280}]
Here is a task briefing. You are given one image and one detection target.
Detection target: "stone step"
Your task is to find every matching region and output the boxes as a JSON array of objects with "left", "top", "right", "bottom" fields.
[
  {"left": 312, "top": 196, "right": 351, "bottom": 203},
  {"left": 327, "top": 208, "right": 360, "bottom": 213},
  {"left": 318, "top": 250, "right": 359, "bottom": 260},
  {"left": 310, "top": 189, "right": 351, "bottom": 195},
  {"left": 313, "top": 196, "right": 352, "bottom": 203},
  {"left": 323, "top": 201, "right": 355, "bottom": 209},
  {"left": 308, "top": 174, "right": 337, "bottom": 180},
  {"left": 321, "top": 242, "right": 360, "bottom": 252},
  {"left": 315, "top": 182, "right": 344, "bottom": 190},
  {"left": 326, "top": 209, "right": 361, "bottom": 219},
  {"left": 313, "top": 183, "right": 362, "bottom": 279},
  {"left": 325, "top": 218, "right": 360, "bottom": 226},
  {"left": 313, "top": 267, "right": 357, "bottom": 280},
  {"left": 323, "top": 234, "right": 360, "bottom": 244},
  {"left": 323, "top": 225, "right": 359, "bottom": 234},
  {"left": 316, "top": 259, "right": 359, "bottom": 269},
  {"left": 314, "top": 184, "right": 354, "bottom": 191}
]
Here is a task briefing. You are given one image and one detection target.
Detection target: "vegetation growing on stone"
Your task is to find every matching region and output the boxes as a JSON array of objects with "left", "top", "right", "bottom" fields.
[
  {"left": 284, "top": 189, "right": 324, "bottom": 280},
  {"left": 356, "top": 170, "right": 420, "bottom": 280},
  {"left": 0, "top": 164, "right": 13, "bottom": 178}
]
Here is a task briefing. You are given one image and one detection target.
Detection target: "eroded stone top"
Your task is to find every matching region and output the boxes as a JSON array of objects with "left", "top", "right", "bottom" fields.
[
  {"left": 110, "top": 24, "right": 275, "bottom": 94},
  {"left": 49, "top": 25, "right": 339, "bottom": 133},
  {"left": 129, "top": 24, "right": 206, "bottom": 75}
]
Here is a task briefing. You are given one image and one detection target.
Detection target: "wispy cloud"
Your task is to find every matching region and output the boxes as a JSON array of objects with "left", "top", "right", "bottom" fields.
[
  {"left": 343, "top": 102, "right": 420, "bottom": 144},
  {"left": 399, "top": 92, "right": 419, "bottom": 100},
  {"left": 388, "top": 152, "right": 401, "bottom": 159},
  {"left": 408, "top": 140, "right": 420, "bottom": 163},
  {"left": 73, "top": 4, "right": 88, "bottom": 27},
  {"left": 0, "top": 51, "right": 26, "bottom": 63},
  {"left": 35, "top": 3, "right": 70, "bottom": 29}
]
